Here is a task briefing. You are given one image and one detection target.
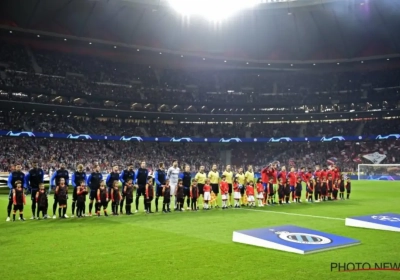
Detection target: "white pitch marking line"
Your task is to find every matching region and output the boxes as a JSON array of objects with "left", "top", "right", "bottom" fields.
[{"left": 240, "top": 208, "right": 345, "bottom": 221}]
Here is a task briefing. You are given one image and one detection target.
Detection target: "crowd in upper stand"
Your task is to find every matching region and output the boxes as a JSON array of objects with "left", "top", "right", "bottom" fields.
[
  {"left": 1, "top": 40, "right": 400, "bottom": 115},
  {"left": 2, "top": 111, "right": 400, "bottom": 138}
]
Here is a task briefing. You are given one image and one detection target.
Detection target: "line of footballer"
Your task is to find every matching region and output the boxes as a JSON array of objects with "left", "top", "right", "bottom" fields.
[{"left": 6, "top": 162, "right": 351, "bottom": 222}]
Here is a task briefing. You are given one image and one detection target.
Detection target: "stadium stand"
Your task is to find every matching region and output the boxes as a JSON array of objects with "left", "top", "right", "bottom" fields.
[{"left": 1, "top": 34, "right": 400, "bottom": 176}]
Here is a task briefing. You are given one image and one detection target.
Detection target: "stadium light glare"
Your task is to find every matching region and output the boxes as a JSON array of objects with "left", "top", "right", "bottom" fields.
[{"left": 167, "top": 0, "right": 263, "bottom": 21}]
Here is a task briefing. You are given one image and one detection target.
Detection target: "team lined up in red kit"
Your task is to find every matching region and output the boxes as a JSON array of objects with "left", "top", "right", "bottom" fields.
[{"left": 256, "top": 164, "right": 351, "bottom": 205}]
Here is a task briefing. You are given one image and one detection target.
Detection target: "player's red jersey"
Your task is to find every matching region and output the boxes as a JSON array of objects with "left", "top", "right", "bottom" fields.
[
  {"left": 304, "top": 172, "right": 312, "bottom": 183},
  {"left": 288, "top": 171, "right": 297, "bottom": 186},
  {"left": 261, "top": 167, "right": 269, "bottom": 183},
  {"left": 256, "top": 183, "right": 264, "bottom": 193},
  {"left": 298, "top": 171, "right": 305, "bottom": 182},
  {"left": 246, "top": 185, "right": 255, "bottom": 196},
  {"left": 327, "top": 170, "right": 334, "bottom": 180},
  {"left": 321, "top": 170, "right": 327, "bottom": 180},
  {"left": 279, "top": 171, "right": 287, "bottom": 184},
  {"left": 203, "top": 184, "right": 211, "bottom": 193},
  {"left": 220, "top": 181, "right": 229, "bottom": 194},
  {"left": 334, "top": 168, "right": 340, "bottom": 180},
  {"left": 271, "top": 169, "right": 278, "bottom": 184},
  {"left": 315, "top": 170, "right": 322, "bottom": 180},
  {"left": 233, "top": 183, "right": 240, "bottom": 192}
]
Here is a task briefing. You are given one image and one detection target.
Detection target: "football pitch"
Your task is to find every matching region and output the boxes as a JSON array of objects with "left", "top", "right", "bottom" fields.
[{"left": 0, "top": 181, "right": 399, "bottom": 280}]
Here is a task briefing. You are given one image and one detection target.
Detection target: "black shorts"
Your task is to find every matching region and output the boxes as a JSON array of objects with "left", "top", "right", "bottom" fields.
[
  {"left": 13, "top": 204, "right": 23, "bottom": 211},
  {"left": 307, "top": 188, "right": 313, "bottom": 194},
  {"left": 278, "top": 190, "right": 285, "bottom": 199},
  {"left": 137, "top": 185, "right": 146, "bottom": 196},
  {"left": 73, "top": 187, "right": 78, "bottom": 201},
  {"left": 268, "top": 186, "right": 274, "bottom": 195},
  {"left": 198, "top": 184, "right": 204, "bottom": 195},
  {"left": 346, "top": 186, "right": 351, "bottom": 194},
  {"left": 156, "top": 186, "right": 163, "bottom": 197},
  {"left": 163, "top": 197, "right": 170, "bottom": 204},
  {"left": 59, "top": 199, "right": 67, "bottom": 205},
  {"left": 228, "top": 184, "right": 233, "bottom": 194},
  {"left": 89, "top": 190, "right": 97, "bottom": 200},
  {"left": 284, "top": 185, "right": 291, "bottom": 195},
  {"left": 101, "top": 201, "right": 109, "bottom": 208},
  {"left": 211, "top": 184, "right": 219, "bottom": 194},
  {"left": 183, "top": 187, "right": 190, "bottom": 197},
  {"left": 339, "top": 186, "right": 345, "bottom": 192},
  {"left": 126, "top": 198, "right": 133, "bottom": 205},
  {"left": 31, "top": 189, "right": 38, "bottom": 201},
  {"left": 321, "top": 188, "right": 327, "bottom": 195},
  {"left": 295, "top": 190, "right": 302, "bottom": 197},
  {"left": 240, "top": 185, "right": 245, "bottom": 195},
  {"left": 38, "top": 205, "right": 48, "bottom": 211}
]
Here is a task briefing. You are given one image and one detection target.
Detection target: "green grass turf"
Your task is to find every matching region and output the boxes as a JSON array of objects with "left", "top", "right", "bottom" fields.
[{"left": 0, "top": 181, "right": 399, "bottom": 280}]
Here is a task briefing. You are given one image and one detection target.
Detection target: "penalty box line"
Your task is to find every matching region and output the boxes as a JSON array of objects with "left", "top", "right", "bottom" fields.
[{"left": 239, "top": 208, "right": 345, "bottom": 221}]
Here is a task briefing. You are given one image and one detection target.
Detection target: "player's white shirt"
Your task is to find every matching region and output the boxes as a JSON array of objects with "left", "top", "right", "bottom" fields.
[{"left": 167, "top": 166, "right": 180, "bottom": 187}]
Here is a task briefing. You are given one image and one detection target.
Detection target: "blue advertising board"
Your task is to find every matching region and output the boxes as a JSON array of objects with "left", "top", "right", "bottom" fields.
[
  {"left": 1, "top": 130, "right": 399, "bottom": 143},
  {"left": 346, "top": 213, "right": 400, "bottom": 232},
  {"left": 232, "top": 225, "right": 360, "bottom": 254}
]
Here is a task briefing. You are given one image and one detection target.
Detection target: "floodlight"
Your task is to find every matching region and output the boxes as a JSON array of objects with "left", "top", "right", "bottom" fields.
[{"left": 167, "top": 0, "right": 263, "bottom": 21}]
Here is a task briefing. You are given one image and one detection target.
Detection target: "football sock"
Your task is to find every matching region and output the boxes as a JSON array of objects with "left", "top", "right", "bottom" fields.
[
  {"left": 53, "top": 201, "right": 57, "bottom": 215},
  {"left": 31, "top": 203, "right": 36, "bottom": 217},
  {"left": 58, "top": 208, "right": 62, "bottom": 217},
  {"left": 71, "top": 201, "right": 76, "bottom": 215},
  {"left": 120, "top": 199, "right": 125, "bottom": 213},
  {"left": 135, "top": 196, "right": 139, "bottom": 211},
  {"left": 13, "top": 213, "right": 15, "bottom": 220},
  {"left": 7, "top": 201, "right": 12, "bottom": 217},
  {"left": 20, "top": 213, "right": 23, "bottom": 219},
  {"left": 347, "top": 194, "right": 350, "bottom": 199},
  {"left": 155, "top": 197, "right": 159, "bottom": 211},
  {"left": 125, "top": 204, "right": 129, "bottom": 214},
  {"left": 89, "top": 202, "right": 93, "bottom": 214}
]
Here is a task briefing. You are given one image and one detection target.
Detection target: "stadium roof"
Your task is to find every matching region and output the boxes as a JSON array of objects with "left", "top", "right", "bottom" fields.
[{"left": 1, "top": 0, "right": 400, "bottom": 64}]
